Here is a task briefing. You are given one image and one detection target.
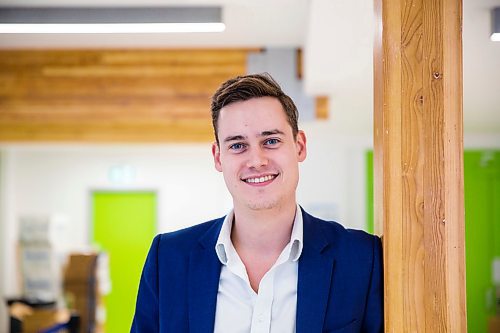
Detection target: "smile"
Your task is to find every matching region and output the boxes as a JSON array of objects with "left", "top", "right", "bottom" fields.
[{"left": 242, "top": 174, "right": 278, "bottom": 184}]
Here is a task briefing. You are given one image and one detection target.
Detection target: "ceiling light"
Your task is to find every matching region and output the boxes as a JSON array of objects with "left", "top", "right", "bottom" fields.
[
  {"left": 0, "top": 7, "right": 225, "bottom": 34},
  {"left": 492, "top": 7, "right": 500, "bottom": 41}
]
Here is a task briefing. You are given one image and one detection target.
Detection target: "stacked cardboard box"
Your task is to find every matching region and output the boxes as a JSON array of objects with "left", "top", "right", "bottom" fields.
[{"left": 64, "top": 253, "right": 98, "bottom": 333}]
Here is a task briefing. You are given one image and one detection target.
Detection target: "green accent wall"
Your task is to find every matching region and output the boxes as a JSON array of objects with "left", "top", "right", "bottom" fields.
[
  {"left": 92, "top": 191, "right": 156, "bottom": 333},
  {"left": 463, "top": 151, "right": 500, "bottom": 333},
  {"left": 365, "top": 150, "right": 500, "bottom": 333}
]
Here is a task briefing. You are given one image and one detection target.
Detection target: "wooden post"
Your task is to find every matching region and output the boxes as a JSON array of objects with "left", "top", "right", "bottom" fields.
[{"left": 373, "top": 0, "right": 467, "bottom": 331}]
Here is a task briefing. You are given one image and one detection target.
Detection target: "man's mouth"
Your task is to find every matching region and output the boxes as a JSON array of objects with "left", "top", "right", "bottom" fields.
[{"left": 242, "top": 174, "right": 278, "bottom": 184}]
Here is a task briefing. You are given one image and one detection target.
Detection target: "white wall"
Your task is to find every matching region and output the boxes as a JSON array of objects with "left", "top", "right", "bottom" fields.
[
  {"left": 299, "top": 122, "right": 371, "bottom": 229},
  {"left": 2, "top": 143, "right": 231, "bottom": 238},
  {"left": 0, "top": 152, "right": 10, "bottom": 333}
]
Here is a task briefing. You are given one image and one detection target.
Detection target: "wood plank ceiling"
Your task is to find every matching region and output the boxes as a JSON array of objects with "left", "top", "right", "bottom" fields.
[{"left": 0, "top": 49, "right": 252, "bottom": 142}]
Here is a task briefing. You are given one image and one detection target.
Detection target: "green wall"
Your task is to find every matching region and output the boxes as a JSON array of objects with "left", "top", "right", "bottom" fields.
[
  {"left": 92, "top": 191, "right": 156, "bottom": 333},
  {"left": 366, "top": 150, "right": 500, "bottom": 332},
  {"left": 463, "top": 151, "right": 500, "bottom": 332}
]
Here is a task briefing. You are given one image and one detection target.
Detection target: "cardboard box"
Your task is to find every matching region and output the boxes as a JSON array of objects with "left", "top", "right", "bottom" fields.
[
  {"left": 489, "top": 316, "right": 500, "bottom": 333},
  {"left": 64, "top": 253, "right": 99, "bottom": 333},
  {"left": 20, "top": 308, "right": 71, "bottom": 333},
  {"left": 64, "top": 254, "right": 98, "bottom": 284}
]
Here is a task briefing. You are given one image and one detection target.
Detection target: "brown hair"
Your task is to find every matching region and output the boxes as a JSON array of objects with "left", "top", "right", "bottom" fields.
[{"left": 211, "top": 73, "right": 299, "bottom": 144}]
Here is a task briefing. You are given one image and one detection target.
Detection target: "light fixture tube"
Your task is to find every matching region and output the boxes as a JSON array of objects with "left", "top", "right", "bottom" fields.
[{"left": 0, "top": 22, "right": 225, "bottom": 34}]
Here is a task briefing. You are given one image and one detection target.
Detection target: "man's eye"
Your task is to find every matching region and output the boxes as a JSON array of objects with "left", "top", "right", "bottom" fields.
[
  {"left": 229, "top": 143, "right": 245, "bottom": 150},
  {"left": 264, "top": 138, "right": 280, "bottom": 146}
]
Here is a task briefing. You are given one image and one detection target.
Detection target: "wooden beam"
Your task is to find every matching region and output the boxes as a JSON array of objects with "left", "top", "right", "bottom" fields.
[{"left": 373, "top": 0, "right": 466, "bottom": 331}]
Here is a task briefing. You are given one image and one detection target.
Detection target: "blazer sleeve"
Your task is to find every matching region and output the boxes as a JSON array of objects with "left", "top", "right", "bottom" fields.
[
  {"left": 131, "top": 235, "right": 160, "bottom": 333},
  {"left": 361, "top": 235, "right": 384, "bottom": 333}
]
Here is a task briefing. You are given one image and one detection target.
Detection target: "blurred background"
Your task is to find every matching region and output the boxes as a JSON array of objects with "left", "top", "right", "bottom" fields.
[{"left": 0, "top": 0, "right": 499, "bottom": 332}]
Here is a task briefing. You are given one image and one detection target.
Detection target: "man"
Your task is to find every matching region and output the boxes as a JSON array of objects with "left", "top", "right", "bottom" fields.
[{"left": 131, "top": 73, "right": 383, "bottom": 332}]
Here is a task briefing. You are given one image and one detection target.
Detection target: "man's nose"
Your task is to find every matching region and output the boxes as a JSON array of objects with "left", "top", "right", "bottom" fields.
[{"left": 246, "top": 147, "right": 268, "bottom": 168}]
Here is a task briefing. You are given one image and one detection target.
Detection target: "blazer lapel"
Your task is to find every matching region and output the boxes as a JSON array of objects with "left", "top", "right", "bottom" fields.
[
  {"left": 296, "top": 210, "right": 336, "bottom": 333},
  {"left": 188, "top": 219, "right": 223, "bottom": 333}
]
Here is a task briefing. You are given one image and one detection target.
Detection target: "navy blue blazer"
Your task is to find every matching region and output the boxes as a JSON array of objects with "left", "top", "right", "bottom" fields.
[{"left": 131, "top": 209, "right": 383, "bottom": 333}]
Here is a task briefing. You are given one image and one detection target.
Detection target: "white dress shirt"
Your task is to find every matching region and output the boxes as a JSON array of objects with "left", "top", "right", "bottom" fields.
[{"left": 213, "top": 205, "right": 304, "bottom": 333}]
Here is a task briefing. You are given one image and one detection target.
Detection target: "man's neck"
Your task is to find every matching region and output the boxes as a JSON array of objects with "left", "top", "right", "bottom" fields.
[
  {"left": 230, "top": 201, "right": 298, "bottom": 292},
  {"left": 231, "top": 201, "right": 298, "bottom": 256}
]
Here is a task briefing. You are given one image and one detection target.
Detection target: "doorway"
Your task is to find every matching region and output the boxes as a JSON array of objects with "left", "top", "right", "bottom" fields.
[{"left": 92, "top": 191, "right": 156, "bottom": 333}]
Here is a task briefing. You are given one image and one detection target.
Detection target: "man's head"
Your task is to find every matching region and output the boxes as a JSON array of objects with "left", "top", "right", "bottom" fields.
[
  {"left": 210, "top": 74, "right": 306, "bottom": 212},
  {"left": 211, "top": 73, "right": 299, "bottom": 145}
]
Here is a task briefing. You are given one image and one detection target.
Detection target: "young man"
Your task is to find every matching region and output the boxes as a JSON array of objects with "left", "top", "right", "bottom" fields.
[{"left": 131, "top": 73, "right": 383, "bottom": 332}]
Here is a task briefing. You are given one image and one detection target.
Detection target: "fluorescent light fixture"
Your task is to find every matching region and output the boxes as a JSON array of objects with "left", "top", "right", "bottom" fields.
[
  {"left": 0, "top": 7, "right": 225, "bottom": 34},
  {"left": 492, "top": 7, "right": 500, "bottom": 41},
  {"left": 0, "top": 23, "right": 225, "bottom": 34}
]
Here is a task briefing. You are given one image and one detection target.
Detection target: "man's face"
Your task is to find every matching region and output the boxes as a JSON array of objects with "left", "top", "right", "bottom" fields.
[{"left": 212, "top": 96, "right": 307, "bottom": 212}]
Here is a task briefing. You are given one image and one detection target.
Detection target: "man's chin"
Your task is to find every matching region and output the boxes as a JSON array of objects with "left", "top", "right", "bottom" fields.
[{"left": 245, "top": 200, "right": 280, "bottom": 211}]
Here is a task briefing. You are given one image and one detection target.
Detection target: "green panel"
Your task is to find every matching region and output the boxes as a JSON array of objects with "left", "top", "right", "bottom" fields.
[
  {"left": 92, "top": 191, "right": 156, "bottom": 333},
  {"left": 464, "top": 152, "right": 492, "bottom": 333},
  {"left": 492, "top": 155, "right": 500, "bottom": 258}
]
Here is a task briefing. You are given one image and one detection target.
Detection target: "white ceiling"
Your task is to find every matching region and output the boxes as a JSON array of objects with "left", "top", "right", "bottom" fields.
[
  {"left": 0, "top": 0, "right": 499, "bottom": 134},
  {"left": 0, "top": 0, "right": 309, "bottom": 47}
]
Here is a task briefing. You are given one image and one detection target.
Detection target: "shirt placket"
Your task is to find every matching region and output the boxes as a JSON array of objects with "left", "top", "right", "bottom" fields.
[
  {"left": 250, "top": 268, "right": 275, "bottom": 333},
  {"left": 250, "top": 245, "right": 292, "bottom": 333}
]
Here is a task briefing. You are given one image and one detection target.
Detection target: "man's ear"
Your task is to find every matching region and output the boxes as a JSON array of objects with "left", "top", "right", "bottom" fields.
[
  {"left": 296, "top": 130, "right": 307, "bottom": 162},
  {"left": 212, "top": 142, "right": 223, "bottom": 172}
]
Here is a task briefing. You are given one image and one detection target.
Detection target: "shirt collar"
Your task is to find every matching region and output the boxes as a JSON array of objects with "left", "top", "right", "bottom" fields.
[{"left": 215, "top": 204, "right": 304, "bottom": 265}]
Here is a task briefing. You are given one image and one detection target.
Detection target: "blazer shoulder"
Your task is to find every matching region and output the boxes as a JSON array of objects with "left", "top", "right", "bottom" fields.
[
  {"left": 303, "top": 210, "right": 380, "bottom": 255},
  {"left": 155, "top": 217, "right": 224, "bottom": 255}
]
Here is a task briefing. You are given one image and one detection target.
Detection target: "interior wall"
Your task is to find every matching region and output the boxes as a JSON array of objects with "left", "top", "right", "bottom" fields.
[
  {"left": 0, "top": 152, "right": 7, "bottom": 333},
  {"left": 299, "top": 122, "right": 371, "bottom": 228}
]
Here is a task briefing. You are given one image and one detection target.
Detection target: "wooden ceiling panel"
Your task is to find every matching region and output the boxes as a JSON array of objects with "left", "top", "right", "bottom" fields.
[
  {"left": 0, "top": 119, "right": 214, "bottom": 142},
  {"left": 40, "top": 63, "right": 245, "bottom": 78},
  {"left": 0, "top": 76, "right": 233, "bottom": 97},
  {"left": 0, "top": 49, "right": 253, "bottom": 142},
  {"left": 0, "top": 96, "right": 211, "bottom": 119}
]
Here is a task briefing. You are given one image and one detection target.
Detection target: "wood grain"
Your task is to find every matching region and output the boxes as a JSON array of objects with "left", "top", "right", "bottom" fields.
[
  {"left": 374, "top": 0, "right": 466, "bottom": 331},
  {"left": 0, "top": 49, "right": 252, "bottom": 142},
  {"left": 442, "top": 0, "right": 467, "bottom": 331},
  {"left": 0, "top": 119, "right": 214, "bottom": 142}
]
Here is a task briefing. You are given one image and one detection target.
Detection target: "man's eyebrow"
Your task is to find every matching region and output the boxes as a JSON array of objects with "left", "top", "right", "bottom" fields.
[
  {"left": 261, "top": 129, "right": 285, "bottom": 136},
  {"left": 222, "top": 130, "right": 284, "bottom": 143},
  {"left": 223, "top": 135, "right": 246, "bottom": 143}
]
